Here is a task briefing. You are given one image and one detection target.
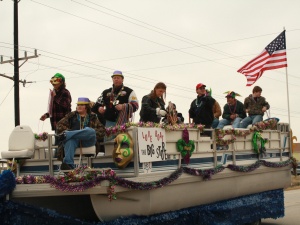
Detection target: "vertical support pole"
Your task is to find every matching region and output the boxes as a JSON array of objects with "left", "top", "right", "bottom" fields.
[
  {"left": 133, "top": 127, "right": 139, "bottom": 177},
  {"left": 14, "top": 0, "right": 20, "bottom": 126},
  {"left": 48, "top": 134, "right": 54, "bottom": 176}
]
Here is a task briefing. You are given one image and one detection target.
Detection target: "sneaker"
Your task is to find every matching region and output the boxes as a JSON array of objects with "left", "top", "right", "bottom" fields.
[
  {"left": 60, "top": 162, "right": 74, "bottom": 170},
  {"left": 56, "top": 132, "right": 66, "bottom": 142}
]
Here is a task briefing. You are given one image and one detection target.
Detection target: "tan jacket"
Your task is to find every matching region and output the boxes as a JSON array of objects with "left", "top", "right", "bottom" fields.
[{"left": 213, "top": 101, "right": 222, "bottom": 119}]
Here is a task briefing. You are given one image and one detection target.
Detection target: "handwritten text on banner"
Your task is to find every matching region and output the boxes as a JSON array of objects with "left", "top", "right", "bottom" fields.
[{"left": 137, "top": 127, "right": 167, "bottom": 163}]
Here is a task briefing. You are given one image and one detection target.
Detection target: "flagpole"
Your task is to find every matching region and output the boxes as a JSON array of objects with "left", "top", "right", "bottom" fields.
[
  {"left": 283, "top": 28, "right": 291, "bottom": 129},
  {"left": 285, "top": 66, "right": 291, "bottom": 127},
  {"left": 284, "top": 45, "right": 292, "bottom": 157}
]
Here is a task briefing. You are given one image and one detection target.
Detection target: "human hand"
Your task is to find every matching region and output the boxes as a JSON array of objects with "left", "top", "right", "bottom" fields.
[
  {"left": 156, "top": 108, "right": 167, "bottom": 116},
  {"left": 262, "top": 106, "right": 267, "bottom": 112},
  {"left": 51, "top": 90, "right": 56, "bottom": 97},
  {"left": 115, "top": 104, "right": 124, "bottom": 111},
  {"left": 159, "top": 110, "right": 167, "bottom": 116},
  {"left": 40, "top": 114, "right": 47, "bottom": 121}
]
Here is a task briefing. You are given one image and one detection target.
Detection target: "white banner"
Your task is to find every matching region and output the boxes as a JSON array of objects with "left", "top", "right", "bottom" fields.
[{"left": 137, "top": 127, "right": 167, "bottom": 163}]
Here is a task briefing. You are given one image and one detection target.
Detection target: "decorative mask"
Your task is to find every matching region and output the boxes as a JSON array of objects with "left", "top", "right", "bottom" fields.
[
  {"left": 50, "top": 73, "right": 65, "bottom": 85},
  {"left": 113, "top": 133, "right": 134, "bottom": 169},
  {"left": 50, "top": 77, "right": 62, "bottom": 85}
]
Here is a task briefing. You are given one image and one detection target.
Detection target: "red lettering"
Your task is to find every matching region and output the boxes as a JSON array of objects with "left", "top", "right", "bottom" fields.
[
  {"left": 155, "top": 130, "right": 164, "bottom": 142},
  {"left": 142, "top": 131, "right": 153, "bottom": 142}
]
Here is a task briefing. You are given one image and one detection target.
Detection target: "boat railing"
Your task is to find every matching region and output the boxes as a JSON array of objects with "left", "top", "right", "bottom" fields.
[{"left": 15, "top": 122, "right": 291, "bottom": 177}]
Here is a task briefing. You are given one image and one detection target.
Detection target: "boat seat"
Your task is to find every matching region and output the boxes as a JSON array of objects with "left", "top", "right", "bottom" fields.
[
  {"left": 75, "top": 145, "right": 96, "bottom": 168},
  {"left": 1, "top": 125, "right": 35, "bottom": 176},
  {"left": 75, "top": 146, "right": 96, "bottom": 156}
]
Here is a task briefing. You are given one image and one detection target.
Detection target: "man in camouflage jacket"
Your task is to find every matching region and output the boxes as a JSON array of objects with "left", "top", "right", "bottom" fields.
[
  {"left": 56, "top": 97, "right": 105, "bottom": 169},
  {"left": 239, "top": 86, "right": 270, "bottom": 128}
]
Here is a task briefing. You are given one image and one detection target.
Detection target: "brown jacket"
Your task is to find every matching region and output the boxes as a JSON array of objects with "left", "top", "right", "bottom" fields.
[
  {"left": 56, "top": 111, "right": 106, "bottom": 160},
  {"left": 56, "top": 111, "right": 105, "bottom": 141},
  {"left": 213, "top": 101, "right": 222, "bottom": 119}
]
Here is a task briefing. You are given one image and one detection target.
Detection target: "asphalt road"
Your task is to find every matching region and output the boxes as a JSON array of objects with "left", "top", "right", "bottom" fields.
[{"left": 262, "top": 189, "right": 300, "bottom": 224}]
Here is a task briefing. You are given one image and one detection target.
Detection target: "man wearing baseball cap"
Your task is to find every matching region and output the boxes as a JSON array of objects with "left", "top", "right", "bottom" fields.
[
  {"left": 92, "top": 70, "right": 139, "bottom": 128},
  {"left": 188, "top": 83, "right": 215, "bottom": 128}
]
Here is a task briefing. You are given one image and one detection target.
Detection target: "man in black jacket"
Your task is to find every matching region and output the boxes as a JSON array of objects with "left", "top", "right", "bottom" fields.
[
  {"left": 217, "top": 91, "right": 246, "bottom": 129},
  {"left": 189, "top": 83, "right": 215, "bottom": 128},
  {"left": 92, "top": 70, "right": 139, "bottom": 128}
]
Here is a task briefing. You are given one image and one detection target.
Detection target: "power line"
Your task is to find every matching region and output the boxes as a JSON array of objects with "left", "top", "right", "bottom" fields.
[
  {"left": 2, "top": 41, "right": 300, "bottom": 88},
  {"left": 0, "top": 85, "right": 13, "bottom": 107},
  {"left": 1, "top": 3, "right": 298, "bottom": 119},
  {"left": 74, "top": 0, "right": 300, "bottom": 63},
  {"left": 28, "top": 0, "right": 266, "bottom": 73}
]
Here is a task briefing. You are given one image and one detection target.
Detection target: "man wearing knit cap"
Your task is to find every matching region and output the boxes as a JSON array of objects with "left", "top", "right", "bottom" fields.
[
  {"left": 40, "top": 73, "right": 72, "bottom": 152},
  {"left": 217, "top": 91, "right": 246, "bottom": 129},
  {"left": 92, "top": 70, "right": 139, "bottom": 128},
  {"left": 189, "top": 83, "right": 215, "bottom": 128},
  {"left": 56, "top": 97, "right": 105, "bottom": 170}
]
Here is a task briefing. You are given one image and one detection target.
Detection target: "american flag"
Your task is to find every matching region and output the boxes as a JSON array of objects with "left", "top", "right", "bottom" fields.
[{"left": 237, "top": 31, "right": 287, "bottom": 86}]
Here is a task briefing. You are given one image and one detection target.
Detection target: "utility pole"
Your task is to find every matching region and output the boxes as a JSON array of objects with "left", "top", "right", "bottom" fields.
[
  {"left": 14, "top": 0, "right": 20, "bottom": 126},
  {"left": 0, "top": 73, "right": 35, "bottom": 87},
  {"left": 0, "top": 0, "right": 39, "bottom": 127}
]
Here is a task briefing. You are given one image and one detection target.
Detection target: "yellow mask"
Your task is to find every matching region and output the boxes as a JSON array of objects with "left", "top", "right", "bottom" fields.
[
  {"left": 50, "top": 76, "right": 63, "bottom": 85},
  {"left": 113, "top": 133, "right": 134, "bottom": 169}
]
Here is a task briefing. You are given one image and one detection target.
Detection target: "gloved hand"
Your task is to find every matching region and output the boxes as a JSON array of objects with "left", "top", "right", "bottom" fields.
[{"left": 156, "top": 108, "right": 167, "bottom": 116}]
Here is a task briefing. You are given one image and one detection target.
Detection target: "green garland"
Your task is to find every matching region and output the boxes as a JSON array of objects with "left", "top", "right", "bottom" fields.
[
  {"left": 252, "top": 131, "right": 268, "bottom": 154},
  {"left": 176, "top": 139, "right": 195, "bottom": 158}
]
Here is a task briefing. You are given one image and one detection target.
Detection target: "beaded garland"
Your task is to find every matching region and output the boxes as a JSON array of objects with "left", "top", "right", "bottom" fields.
[
  {"left": 105, "top": 118, "right": 277, "bottom": 141},
  {"left": 105, "top": 121, "right": 205, "bottom": 137},
  {"left": 182, "top": 165, "right": 225, "bottom": 180},
  {"left": 12, "top": 158, "right": 295, "bottom": 200},
  {"left": 215, "top": 118, "right": 278, "bottom": 145}
]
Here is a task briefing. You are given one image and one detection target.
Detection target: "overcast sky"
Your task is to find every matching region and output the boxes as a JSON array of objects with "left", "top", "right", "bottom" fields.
[{"left": 1, "top": 0, "right": 299, "bottom": 152}]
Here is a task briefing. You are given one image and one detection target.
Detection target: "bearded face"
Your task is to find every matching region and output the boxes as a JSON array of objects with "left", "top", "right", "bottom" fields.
[{"left": 113, "top": 133, "right": 134, "bottom": 169}]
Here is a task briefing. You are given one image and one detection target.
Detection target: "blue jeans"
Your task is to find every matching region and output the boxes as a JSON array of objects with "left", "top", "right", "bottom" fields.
[
  {"left": 217, "top": 117, "right": 242, "bottom": 129},
  {"left": 239, "top": 115, "right": 263, "bottom": 128},
  {"left": 105, "top": 120, "right": 116, "bottom": 128},
  {"left": 211, "top": 118, "right": 219, "bottom": 129},
  {"left": 63, "top": 127, "right": 96, "bottom": 167}
]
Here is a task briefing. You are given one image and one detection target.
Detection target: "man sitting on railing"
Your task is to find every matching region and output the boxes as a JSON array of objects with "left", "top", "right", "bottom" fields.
[
  {"left": 217, "top": 91, "right": 246, "bottom": 129},
  {"left": 56, "top": 97, "right": 105, "bottom": 170},
  {"left": 239, "top": 86, "right": 270, "bottom": 128}
]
